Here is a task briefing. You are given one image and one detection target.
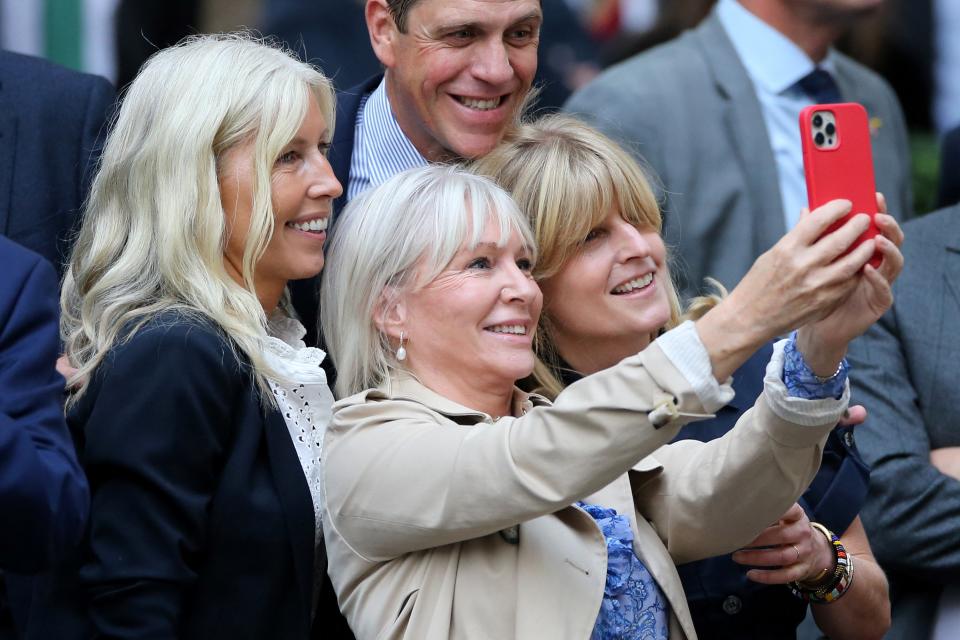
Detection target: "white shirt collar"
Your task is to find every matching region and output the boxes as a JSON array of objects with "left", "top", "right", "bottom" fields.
[{"left": 717, "top": 0, "right": 837, "bottom": 95}]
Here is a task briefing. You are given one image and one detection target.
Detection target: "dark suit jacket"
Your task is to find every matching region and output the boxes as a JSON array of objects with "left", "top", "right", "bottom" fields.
[
  {"left": 0, "top": 50, "right": 115, "bottom": 278},
  {"left": 564, "top": 9, "right": 913, "bottom": 297},
  {"left": 292, "top": 75, "right": 381, "bottom": 351},
  {"left": 671, "top": 342, "right": 869, "bottom": 639},
  {"left": 261, "top": 0, "right": 380, "bottom": 91},
  {"left": 847, "top": 204, "right": 960, "bottom": 640},
  {"left": 0, "top": 235, "right": 88, "bottom": 573},
  {"left": 937, "top": 125, "right": 960, "bottom": 209},
  {"left": 23, "top": 313, "right": 346, "bottom": 639}
]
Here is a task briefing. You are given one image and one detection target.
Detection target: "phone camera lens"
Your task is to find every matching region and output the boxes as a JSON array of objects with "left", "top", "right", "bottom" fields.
[
  {"left": 815, "top": 132, "right": 825, "bottom": 146},
  {"left": 813, "top": 114, "right": 823, "bottom": 127},
  {"left": 825, "top": 122, "right": 836, "bottom": 135}
]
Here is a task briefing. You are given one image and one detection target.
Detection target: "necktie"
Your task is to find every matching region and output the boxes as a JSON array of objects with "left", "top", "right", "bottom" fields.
[{"left": 797, "top": 68, "right": 843, "bottom": 104}]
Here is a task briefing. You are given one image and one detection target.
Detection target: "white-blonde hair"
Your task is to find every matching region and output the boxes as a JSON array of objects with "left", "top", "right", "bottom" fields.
[
  {"left": 61, "top": 33, "right": 335, "bottom": 403},
  {"left": 321, "top": 165, "right": 536, "bottom": 398}
]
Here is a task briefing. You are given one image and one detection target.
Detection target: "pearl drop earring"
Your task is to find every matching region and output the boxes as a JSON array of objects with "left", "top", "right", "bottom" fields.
[{"left": 396, "top": 331, "right": 407, "bottom": 362}]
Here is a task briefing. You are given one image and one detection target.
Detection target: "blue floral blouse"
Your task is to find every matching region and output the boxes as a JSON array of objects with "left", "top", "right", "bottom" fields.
[{"left": 578, "top": 502, "right": 670, "bottom": 640}]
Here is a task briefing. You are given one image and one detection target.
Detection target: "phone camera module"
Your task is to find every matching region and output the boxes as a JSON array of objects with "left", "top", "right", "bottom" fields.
[
  {"left": 815, "top": 132, "right": 826, "bottom": 146},
  {"left": 812, "top": 114, "right": 824, "bottom": 127},
  {"left": 825, "top": 122, "right": 836, "bottom": 135}
]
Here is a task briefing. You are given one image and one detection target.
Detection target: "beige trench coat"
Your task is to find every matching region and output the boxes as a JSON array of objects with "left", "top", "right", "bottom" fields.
[{"left": 322, "top": 342, "right": 842, "bottom": 640}]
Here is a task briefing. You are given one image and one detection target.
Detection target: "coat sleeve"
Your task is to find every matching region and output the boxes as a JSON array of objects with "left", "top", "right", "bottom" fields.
[
  {"left": 0, "top": 254, "right": 88, "bottom": 572},
  {"left": 847, "top": 304, "right": 960, "bottom": 581},
  {"left": 324, "top": 341, "right": 834, "bottom": 562},
  {"left": 76, "top": 322, "right": 240, "bottom": 638},
  {"left": 631, "top": 390, "right": 836, "bottom": 565},
  {"left": 632, "top": 342, "right": 845, "bottom": 563}
]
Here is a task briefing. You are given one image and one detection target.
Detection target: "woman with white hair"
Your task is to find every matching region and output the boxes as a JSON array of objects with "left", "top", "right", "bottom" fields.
[
  {"left": 319, "top": 164, "right": 901, "bottom": 639},
  {"left": 31, "top": 35, "right": 351, "bottom": 639}
]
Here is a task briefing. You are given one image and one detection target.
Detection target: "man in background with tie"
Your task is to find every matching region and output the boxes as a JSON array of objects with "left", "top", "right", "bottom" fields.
[{"left": 563, "top": 0, "right": 912, "bottom": 298}]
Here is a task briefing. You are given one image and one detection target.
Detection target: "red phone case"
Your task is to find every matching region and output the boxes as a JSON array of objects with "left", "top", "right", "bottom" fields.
[{"left": 799, "top": 102, "right": 881, "bottom": 268}]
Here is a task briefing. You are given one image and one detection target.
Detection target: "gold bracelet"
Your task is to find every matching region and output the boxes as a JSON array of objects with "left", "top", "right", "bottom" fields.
[{"left": 797, "top": 522, "right": 836, "bottom": 589}]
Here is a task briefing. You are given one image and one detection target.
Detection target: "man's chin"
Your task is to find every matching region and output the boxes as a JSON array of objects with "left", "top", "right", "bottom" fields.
[{"left": 441, "top": 132, "right": 511, "bottom": 161}]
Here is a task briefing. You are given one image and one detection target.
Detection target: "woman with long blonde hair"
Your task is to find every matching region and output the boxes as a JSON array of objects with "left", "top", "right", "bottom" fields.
[
  {"left": 31, "top": 34, "right": 352, "bottom": 639},
  {"left": 472, "top": 114, "right": 894, "bottom": 640}
]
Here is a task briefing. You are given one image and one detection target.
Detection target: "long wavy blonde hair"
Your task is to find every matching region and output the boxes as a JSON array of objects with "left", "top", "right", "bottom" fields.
[
  {"left": 472, "top": 115, "right": 722, "bottom": 398},
  {"left": 61, "top": 33, "right": 335, "bottom": 403}
]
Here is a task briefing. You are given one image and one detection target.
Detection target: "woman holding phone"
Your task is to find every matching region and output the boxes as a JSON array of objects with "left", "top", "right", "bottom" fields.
[
  {"left": 317, "top": 152, "right": 900, "bottom": 639},
  {"left": 472, "top": 114, "right": 895, "bottom": 640}
]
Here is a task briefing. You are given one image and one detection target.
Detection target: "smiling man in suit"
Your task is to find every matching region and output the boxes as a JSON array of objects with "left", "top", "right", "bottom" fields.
[
  {"left": 0, "top": 50, "right": 114, "bottom": 279},
  {"left": 327, "top": 0, "right": 542, "bottom": 214},
  {"left": 563, "top": 0, "right": 912, "bottom": 298}
]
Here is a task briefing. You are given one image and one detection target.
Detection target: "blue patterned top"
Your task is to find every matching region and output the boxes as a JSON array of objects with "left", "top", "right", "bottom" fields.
[
  {"left": 578, "top": 502, "right": 670, "bottom": 640},
  {"left": 782, "top": 332, "right": 849, "bottom": 400}
]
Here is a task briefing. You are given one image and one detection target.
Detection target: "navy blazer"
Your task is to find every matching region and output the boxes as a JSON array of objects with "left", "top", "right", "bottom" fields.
[
  {"left": 0, "top": 51, "right": 115, "bottom": 279},
  {"left": 24, "top": 314, "right": 350, "bottom": 639},
  {"left": 292, "top": 75, "right": 381, "bottom": 352},
  {"left": 670, "top": 343, "right": 870, "bottom": 639},
  {"left": 0, "top": 235, "right": 88, "bottom": 573}
]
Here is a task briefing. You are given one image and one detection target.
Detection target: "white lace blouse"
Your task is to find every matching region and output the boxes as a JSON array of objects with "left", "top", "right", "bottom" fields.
[{"left": 263, "top": 314, "right": 334, "bottom": 548}]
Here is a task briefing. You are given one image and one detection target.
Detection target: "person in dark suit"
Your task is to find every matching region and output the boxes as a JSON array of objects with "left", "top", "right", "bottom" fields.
[
  {"left": 0, "top": 236, "right": 88, "bottom": 636},
  {"left": 23, "top": 34, "right": 352, "bottom": 639},
  {"left": 564, "top": 0, "right": 913, "bottom": 298},
  {"left": 936, "top": 124, "right": 960, "bottom": 209},
  {"left": 0, "top": 50, "right": 114, "bottom": 279},
  {"left": 847, "top": 203, "right": 960, "bottom": 640}
]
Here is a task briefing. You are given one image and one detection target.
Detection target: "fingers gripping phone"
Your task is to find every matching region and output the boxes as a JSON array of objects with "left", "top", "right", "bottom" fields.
[{"left": 800, "top": 102, "right": 881, "bottom": 268}]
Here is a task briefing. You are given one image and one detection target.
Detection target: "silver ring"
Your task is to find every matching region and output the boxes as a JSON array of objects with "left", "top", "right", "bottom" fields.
[{"left": 791, "top": 544, "right": 801, "bottom": 564}]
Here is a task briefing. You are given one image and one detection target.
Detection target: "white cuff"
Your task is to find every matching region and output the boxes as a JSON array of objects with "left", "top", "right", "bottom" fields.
[
  {"left": 763, "top": 340, "right": 850, "bottom": 426},
  {"left": 656, "top": 320, "right": 735, "bottom": 413}
]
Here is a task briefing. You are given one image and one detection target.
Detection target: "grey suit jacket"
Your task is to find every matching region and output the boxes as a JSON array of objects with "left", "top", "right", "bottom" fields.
[
  {"left": 564, "top": 10, "right": 912, "bottom": 297},
  {"left": 846, "top": 204, "right": 960, "bottom": 640}
]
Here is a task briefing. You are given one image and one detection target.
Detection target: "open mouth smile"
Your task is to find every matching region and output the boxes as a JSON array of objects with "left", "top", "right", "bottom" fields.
[
  {"left": 611, "top": 273, "right": 654, "bottom": 294},
  {"left": 454, "top": 95, "right": 507, "bottom": 112},
  {"left": 286, "top": 217, "right": 329, "bottom": 235},
  {"left": 485, "top": 323, "right": 527, "bottom": 335}
]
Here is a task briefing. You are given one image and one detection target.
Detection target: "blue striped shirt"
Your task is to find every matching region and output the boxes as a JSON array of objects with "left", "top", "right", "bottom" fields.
[{"left": 347, "top": 78, "right": 429, "bottom": 201}]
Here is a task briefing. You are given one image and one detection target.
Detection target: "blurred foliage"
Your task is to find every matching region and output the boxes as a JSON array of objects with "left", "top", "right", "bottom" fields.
[{"left": 909, "top": 130, "right": 940, "bottom": 217}]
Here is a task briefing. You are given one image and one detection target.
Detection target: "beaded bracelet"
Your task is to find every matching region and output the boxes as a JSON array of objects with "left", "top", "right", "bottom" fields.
[{"left": 788, "top": 523, "right": 856, "bottom": 604}]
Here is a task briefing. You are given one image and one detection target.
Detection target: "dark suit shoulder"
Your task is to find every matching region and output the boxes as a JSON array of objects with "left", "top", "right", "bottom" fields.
[
  {"left": 0, "top": 50, "right": 112, "bottom": 98},
  {"left": 568, "top": 27, "right": 703, "bottom": 106},
  {"left": 0, "top": 234, "right": 50, "bottom": 285},
  {"left": 81, "top": 312, "right": 248, "bottom": 416},
  {"left": 902, "top": 204, "right": 960, "bottom": 246},
  {"left": 833, "top": 50, "right": 897, "bottom": 97}
]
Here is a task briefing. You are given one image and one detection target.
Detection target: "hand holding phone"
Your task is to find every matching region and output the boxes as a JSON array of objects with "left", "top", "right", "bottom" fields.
[{"left": 800, "top": 102, "right": 881, "bottom": 268}]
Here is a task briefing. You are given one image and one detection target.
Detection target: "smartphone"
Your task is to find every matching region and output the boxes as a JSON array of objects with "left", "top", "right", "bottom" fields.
[{"left": 799, "top": 102, "right": 881, "bottom": 268}]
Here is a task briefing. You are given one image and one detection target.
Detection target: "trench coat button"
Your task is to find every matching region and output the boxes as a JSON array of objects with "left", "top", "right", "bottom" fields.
[
  {"left": 722, "top": 595, "right": 742, "bottom": 615},
  {"left": 844, "top": 431, "right": 855, "bottom": 448}
]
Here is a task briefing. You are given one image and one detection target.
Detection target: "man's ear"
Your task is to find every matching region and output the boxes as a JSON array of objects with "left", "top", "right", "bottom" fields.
[
  {"left": 366, "top": 0, "right": 398, "bottom": 69},
  {"left": 373, "top": 288, "right": 407, "bottom": 340}
]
